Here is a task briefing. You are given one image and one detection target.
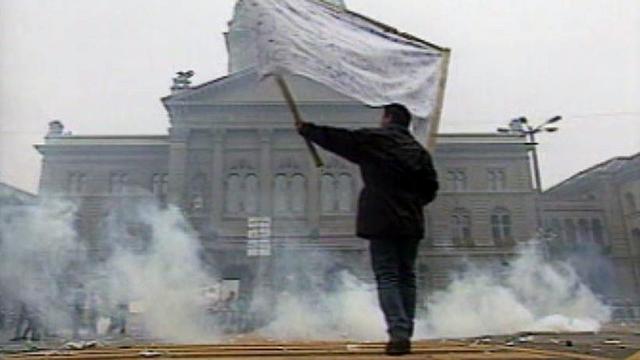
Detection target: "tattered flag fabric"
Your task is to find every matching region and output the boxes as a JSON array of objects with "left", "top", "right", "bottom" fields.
[{"left": 231, "top": 0, "right": 448, "bottom": 143}]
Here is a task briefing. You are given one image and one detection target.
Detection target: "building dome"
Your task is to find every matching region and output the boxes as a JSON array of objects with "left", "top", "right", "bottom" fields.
[{"left": 225, "top": 0, "right": 347, "bottom": 74}]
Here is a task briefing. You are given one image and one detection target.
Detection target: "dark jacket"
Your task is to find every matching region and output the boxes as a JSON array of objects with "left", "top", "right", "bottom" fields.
[{"left": 300, "top": 123, "right": 439, "bottom": 240}]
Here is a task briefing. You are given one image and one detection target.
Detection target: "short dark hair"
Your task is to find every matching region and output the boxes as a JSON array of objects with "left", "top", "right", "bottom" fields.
[{"left": 384, "top": 103, "right": 412, "bottom": 127}]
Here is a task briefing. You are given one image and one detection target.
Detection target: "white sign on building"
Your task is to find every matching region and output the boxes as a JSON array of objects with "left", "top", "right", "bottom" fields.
[{"left": 247, "top": 217, "right": 271, "bottom": 257}]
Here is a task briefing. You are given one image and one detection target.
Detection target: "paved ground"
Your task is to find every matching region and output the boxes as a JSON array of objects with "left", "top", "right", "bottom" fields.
[
  {"left": 1, "top": 328, "right": 638, "bottom": 359},
  {"left": 0, "top": 341, "right": 619, "bottom": 359}
]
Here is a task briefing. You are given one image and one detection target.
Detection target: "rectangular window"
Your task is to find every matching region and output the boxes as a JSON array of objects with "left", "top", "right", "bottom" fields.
[
  {"left": 488, "top": 169, "right": 507, "bottom": 191},
  {"left": 68, "top": 172, "right": 86, "bottom": 195},
  {"left": 110, "top": 172, "right": 128, "bottom": 194},
  {"left": 447, "top": 169, "right": 467, "bottom": 191}
]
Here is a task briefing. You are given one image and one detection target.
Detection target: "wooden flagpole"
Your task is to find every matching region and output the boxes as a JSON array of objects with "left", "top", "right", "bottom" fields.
[
  {"left": 275, "top": 76, "right": 324, "bottom": 168},
  {"left": 426, "top": 49, "right": 451, "bottom": 151}
]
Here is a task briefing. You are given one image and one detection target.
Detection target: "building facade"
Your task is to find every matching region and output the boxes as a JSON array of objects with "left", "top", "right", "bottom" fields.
[
  {"left": 541, "top": 152, "right": 640, "bottom": 318},
  {"left": 36, "top": 72, "right": 537, "bottom": 301},
  {"left": 0, "top": 182, "right": 38, "bottom": 329},
  {"left": 34, "top": 2, "right": 539, "bottom": 304}
]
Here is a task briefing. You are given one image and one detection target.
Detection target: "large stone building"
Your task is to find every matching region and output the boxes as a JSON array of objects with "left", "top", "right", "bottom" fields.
[
  {"left": 35, "top": 81, "right": 537, "bottom": 300},
  {"left": 541, "top": 152, "right": 640, "bottom": 319},
  {"left": 0, "top": 182, "right": 37, "bottom": 209},
  {"left": 0, "top": 182, "right": 37, "bottom": 329},
  {"left": 35, "top": 2, "right": 538, "bottom": 303}
]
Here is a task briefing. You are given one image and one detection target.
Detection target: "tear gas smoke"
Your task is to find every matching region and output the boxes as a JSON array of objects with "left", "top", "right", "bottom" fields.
[
  {"left": 258, "top": 269, "right": 385, "bottom": 341},
  {"left": 0, "top": 197, "right": 219, "bottom": 343},
  {"left": 0, "top": 197, "right": 611, "bottom": 342},
  {"left": 99, "top": 200, "right": 218, "bottom": 342},
  {"left": 415, "top": 242, "right": 611, "bottom": 338},
  {"left": 0, "top": 199, "right": 85, "bottom": 333}
]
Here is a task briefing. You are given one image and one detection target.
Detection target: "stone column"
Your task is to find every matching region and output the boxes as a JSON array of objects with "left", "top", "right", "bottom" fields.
[
  {"left": 308, "top": 154, "right": 321, "bottom": 231},
  {"left": 168, "top": 127, "right": 189, "bottom": 208},
  {"left": 259, "top": 129, "right": 272, "bottom": 216},
  {"left": 211, "top": 128, "right": 226, "bottom": 227}
]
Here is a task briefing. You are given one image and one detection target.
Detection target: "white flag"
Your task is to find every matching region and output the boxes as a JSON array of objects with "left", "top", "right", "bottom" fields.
[{"left": 232, "top": 0, "right": 448, "bottom": 122}]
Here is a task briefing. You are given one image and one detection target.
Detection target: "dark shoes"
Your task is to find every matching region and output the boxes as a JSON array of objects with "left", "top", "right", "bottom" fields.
[{"left": 385, "top": 339, "right": 411, "bottom": 356}]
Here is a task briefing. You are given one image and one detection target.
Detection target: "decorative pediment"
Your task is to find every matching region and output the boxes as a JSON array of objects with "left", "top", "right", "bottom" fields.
[{"left": 163, "top": 69, "right": 361, "bottom": 106}]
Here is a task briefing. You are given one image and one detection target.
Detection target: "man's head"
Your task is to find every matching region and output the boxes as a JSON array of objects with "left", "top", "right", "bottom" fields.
[{"left": 381, "top": 103, "right": 412, "bottom": 128}]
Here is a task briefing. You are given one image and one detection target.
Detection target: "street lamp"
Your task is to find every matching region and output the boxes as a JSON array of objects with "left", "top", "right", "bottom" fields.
[{"left": 497, "top": 115, "right": 563, "bottom": 193}]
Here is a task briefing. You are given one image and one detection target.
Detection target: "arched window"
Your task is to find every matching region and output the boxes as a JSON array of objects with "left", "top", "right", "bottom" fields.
[
  {"left": 226, "top": 174, "right": 242, "bottom": 214},
  {"left": 578, "top": 219, "right": 591, "bottom": 242},
  {"left": 625, "top": 192, "right": 637, "bottom": 212},
  {"left": 321, "top": 174, "right": 337, "bottom": 213},
  {"left": 244, "top": 174, "right": 259, "bottom": 215},
  {"left": 274, "top": 174, "right": 288, "bottom": 214},
  {"left": 491, "top": 208, "right": 512, "bottom": 243},
  {"left": 631, "top": 229, "right": 640, "bottom": 255},
  {"left": 447, "top": 169, "right": 467, "bottom": 191},
  {"left": 290, "top": 174, "right": 307, "bottom": 214},
  {"left": 337, "top": 174, "right": 353, "bottom": 212},
  {"left": 451, "top": 209, "right": 472, "bottom": 245},
  {"left": 69, "top": 172, "right": 86, "bottom": 194},
  {"left": 551, "top": 218, "right": 564, "bottom": 242},
  {"left": 564, "top": 219, "right": 577, "bottom": 243},
  {"left": 152, "top": 173, "right": 169, "bottom": 205},
  {"left": 190, "top": 173, "right": 207, "bottom": 211},
  {"left": 110, "top": 172, "right": 128, "bottom": 194},
  {"left": 592, "top": 219, "right": 605, "bottom": 245},
  {"left": 488, "top": 169, "right": 507, "bottom": 191}
]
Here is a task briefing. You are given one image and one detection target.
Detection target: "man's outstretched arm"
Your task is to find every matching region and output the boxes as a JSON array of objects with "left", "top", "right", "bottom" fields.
[{"left": 297, "top": 122, "right": 367, "bottom": 164}]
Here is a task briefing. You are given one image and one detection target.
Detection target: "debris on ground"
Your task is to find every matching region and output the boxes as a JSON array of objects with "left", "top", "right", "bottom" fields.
[
  {"left": 603, "top": 339, "right": 622, "bottom": 345},
  {"left": 62, "top": 340, "right": 98, "bottom": 350},
  {"left": 139, "top": 350, "right": 164, "bottom": 358},
  {"left": 518, "top": 335, "right": 535, "bottom": 343},
  {"left": 345, "top": 344, "right": 360, "bottom": 351}
]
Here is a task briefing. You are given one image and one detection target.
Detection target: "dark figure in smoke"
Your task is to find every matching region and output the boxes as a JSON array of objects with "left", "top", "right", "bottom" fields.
[
  {"left": 10, "top": 302, "right": 41, "bottom": 341},
  {"left": 71, "top": 283, "right": 86, "bottom": 339},
  {"left": 107, "top": 302, "right": 128, "bottom": 335},
  {"left": 298, "top": 104, "right": 438, "bottom": 355},
  {"left": 86, "top": 292, "right": 99, "bottom": 337},
  {"left": 0, "top": 297, "right": 5, "bottom": 330}
]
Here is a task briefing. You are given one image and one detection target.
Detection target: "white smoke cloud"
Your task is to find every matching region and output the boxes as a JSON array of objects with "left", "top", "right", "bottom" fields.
[
  {"left": 256, "top": 241, "right": 611, "bottom": 341},
  {"left": 416, "top": 242, "right": 611, "bottom": 339},
  {"left": 0, "top": 198, "right": 85, "bottom": 332},
  {"left": 0, "top": 197, "right": 223, "bottom": 343},
  {"left": 99, "top": 201, "right": 219, "bottom": 343},
  {"left": 0, "top": 197, "right": 612, "bottom": 343},
  {"left": 259, "top": 271, "right": 385, "bottom": 341}
]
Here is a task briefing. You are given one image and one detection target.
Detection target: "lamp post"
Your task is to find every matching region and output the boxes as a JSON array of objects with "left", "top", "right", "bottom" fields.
[
  {"left": 498, "top": 116, "right": 562, "bottom": 239},
  {"left": 497, "top": 115, "right": 562, "bottom": 193}
]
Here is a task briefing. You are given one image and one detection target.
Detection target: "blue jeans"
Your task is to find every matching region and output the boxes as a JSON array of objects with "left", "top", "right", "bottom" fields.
[{"left": 369, "top": 238, "right": 420, "bottom": 341}]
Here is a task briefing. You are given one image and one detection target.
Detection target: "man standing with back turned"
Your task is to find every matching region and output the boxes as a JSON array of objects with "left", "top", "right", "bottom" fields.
[{"left": 298, "top": 104, "right": 439, "bottom": 356}]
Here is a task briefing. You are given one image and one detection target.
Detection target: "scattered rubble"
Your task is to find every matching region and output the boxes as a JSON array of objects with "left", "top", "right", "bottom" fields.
[
  {"left": 62, "top": 340, "right": 98, "bottom": 350},
  {"left": 139, "top": 350, "right": 164, "bottom": 358},
  {"left": 603, "top": 339, "right": 622, "bottom": 345}
]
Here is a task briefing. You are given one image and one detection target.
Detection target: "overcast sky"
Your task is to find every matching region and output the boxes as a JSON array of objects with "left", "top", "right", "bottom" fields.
[{"left": 1, "top": 0, "right": 638, "bottom": 193}]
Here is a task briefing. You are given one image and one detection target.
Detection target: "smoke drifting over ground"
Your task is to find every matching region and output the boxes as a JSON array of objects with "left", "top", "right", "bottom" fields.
[
  {"left": 416, "top": 243, "right": 611, "bottom": 339},
  {"left": 258, "top": 242, "right": 610, "bottom": 341},
  {"left": 0, "top": 198, "right": 218, "bottom": 343},
  {"left": 0, "top": 198, "right": 611, "bottom": 342},
  {"left": 258, "top": 270, "right": 385, "bottom": 341},
  {"left": 0, "top": 199, "right": 84, "bottom": 333},
  {"left": 99, "top": 201, "right": 217, "bottom": 342}
]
